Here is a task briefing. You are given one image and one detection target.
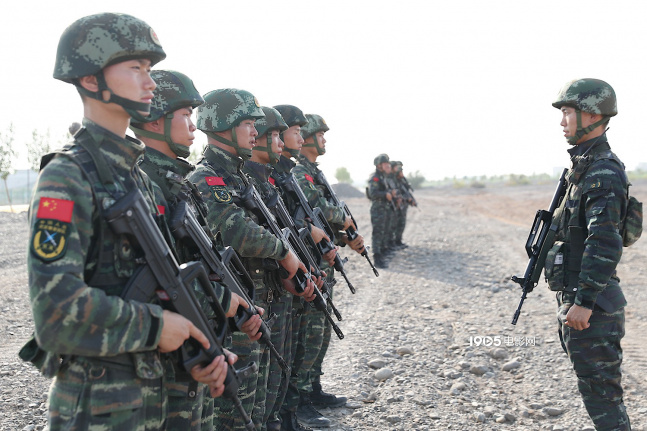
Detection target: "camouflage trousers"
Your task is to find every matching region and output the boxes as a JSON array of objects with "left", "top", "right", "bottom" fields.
[
  {"left": 393, "top": 205, "right": 408, "bottom": 243},
  {"left": 263, "top": 292, "right": 294, "bottom": 426},
  {"left": 48, "top": 354, "right": 166, "bottom": 431},
  {"left": 297, "top": 271, "right": 335, "bottom": 394},
  {"left": 166, "top": 382, "right": 214, "bottom": 430},
  {"left": 282, "top": 296, "right": 309, "bottom": 413},
  {"left": 213, "top": 288, "right": 269, "bottom": 431},
  {"left": 370, "top": 201, "right": 389, "bottom": 255},
  {"left": 557, "top": 294, "right": 630, "bottom": 431}
]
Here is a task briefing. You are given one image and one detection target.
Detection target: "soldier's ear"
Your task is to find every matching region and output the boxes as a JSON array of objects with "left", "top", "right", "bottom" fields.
[{"left": 78, "top": 75, "right": 99, "bottom": 93}]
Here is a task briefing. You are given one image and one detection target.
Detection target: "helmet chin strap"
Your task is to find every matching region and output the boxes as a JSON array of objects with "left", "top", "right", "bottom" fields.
[
  {"left": 205, "top": 129, "right": 252, "bottom": 160},
  {"left": 76, "top": 71, "right": 152, "bottom": 123},
  {"left": 568, "top": 110, "right": 609, "bottom": 145},
  {"left": 253, "top": 133, "right": 280, "bottom": 165},
  {"left": 129, "top": 113, "right": 191, "bottom": 159},
  {"left": 303, "top": 134, "right": 325, "bottom": 155}
]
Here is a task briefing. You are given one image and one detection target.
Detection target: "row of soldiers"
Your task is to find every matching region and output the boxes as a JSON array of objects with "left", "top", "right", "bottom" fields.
[
  {"left": 366, "top": 153, "right": 417, "bottom": 268},
  {"left": 23, "top": 13, "right": 371, "bottom": 431}
]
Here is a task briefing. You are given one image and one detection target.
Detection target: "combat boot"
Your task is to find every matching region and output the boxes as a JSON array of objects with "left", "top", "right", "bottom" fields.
[
  {"left": 311, "top": 380, "right": 347, "bottom": 408},
  {"left": 374, "top": 254, "right": 388, "bottom": 269},
  {"left": 296, "top": 393, "right": 331, "bottom": 428},
  {"left": 395, "top": 240, "right": 408, "bottom": 249},
  {"left": 280, "top": 410, "right": 312, "bottom": 431}
]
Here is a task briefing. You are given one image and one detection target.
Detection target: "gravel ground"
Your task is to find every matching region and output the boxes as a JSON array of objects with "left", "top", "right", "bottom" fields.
[{"left": 1, "top": 180, "right": 646, "bottom": 431}]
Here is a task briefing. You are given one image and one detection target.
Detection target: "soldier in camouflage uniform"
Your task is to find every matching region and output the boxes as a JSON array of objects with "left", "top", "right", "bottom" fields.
[
  {"left": 390, "top": 160, "right": 412, "bottom": 248},
  {"left": 187, "top": 89, "right": 312, "bottom": 430},
  {"left": 21, "top": 14, "right": 216, "bottom": 430},
  {"left": 131, "top": 70, "right": 262, "bottom": 430},
  {"left": 291, "top": 114, "right": 363, "bottom": 428},
  {"left": 546, "top": 79, "right": 633, "bottom": 430},
  {"left": 367, "top": 154, "right": 395, "bottom": 268}
]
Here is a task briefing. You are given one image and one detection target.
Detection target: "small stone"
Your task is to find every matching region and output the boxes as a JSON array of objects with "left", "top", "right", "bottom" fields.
[
  {"left": 368, "top": 359, "right": 387, "bottom": 369},
  {"left": 529, "top": 402, "right": 544, "bottom": 410},
  {"left": 474, "top": 412, "right": 486, "bottom": 423},
  {"left": 413, "top": 399, "right": 432, "bottom": 406},
  {"left": 386, "top": 415, "right": 401, "bottom": 424},
  {"left": 544, "top": 407, "right": 564, "bottom": 416},
  {"left": 504, "top": 413, "right": 516, "bottom": 422},
  {"left": 458, "top": 360, "right": 471, "bottom": 369},
  {"left": 450, "top": 382, "right": 467, "bottom": 394},
  {"left": 489, "top": 348, "right": 508, "bottom": 360},
  {"left": 374, "top": 368, "right": 394, "bottom": 381},
  {"left": 483, "top": 406, "right": 495, "bottom": 417},
  {"left": 345, "top": 401, "right": 362, "bottom": 409},
  {"left": 502, "top": 360, "right": 521, "bottom": 371},
  {"left": 469, "top": 365, "right": 488, "bottom": 376},
  {"left": 552, "top": 426, "right": 565, "bottom": 431},
  {"left": 396, "top": 346, "right": 413, "bottom": 356},
  {"left": 443, "top": 369, "right": 462, "bottom": 379}
]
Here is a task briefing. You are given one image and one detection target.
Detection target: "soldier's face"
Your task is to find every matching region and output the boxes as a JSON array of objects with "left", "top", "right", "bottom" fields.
[
  {"left": 102, "top": 59, "right": 156, "bottom": 115},
  {"left": 560, "top": 106, "right": 600, "bottom": 145},
  {"left": 169, "top": 107, "right": 196, "bottom": 147},
  {"left": 283, "top": 125, "right": 304, "bottom": 151},
  {"left": 235, "top": 119, "right": 258, "bottom": 150},
  {"left": 382, "top": 163, "right": 392, "bottom": 174},
  {"left": 270, "top": 130, "right": 284, "bottom": 155}
]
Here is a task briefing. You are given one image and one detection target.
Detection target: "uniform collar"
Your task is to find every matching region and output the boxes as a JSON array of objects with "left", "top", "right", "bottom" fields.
[
  {"left": 568, "top": 133, "right": 609, "bottom": 158},
  {"left": 243, "top": 160, "right": 273, "bottom": 182},
  {"left": 82, "top": 118, "right": 145, "bottom": 171},
  {"left": 203, "top": 144, "right": 244, "bottom": 174}
]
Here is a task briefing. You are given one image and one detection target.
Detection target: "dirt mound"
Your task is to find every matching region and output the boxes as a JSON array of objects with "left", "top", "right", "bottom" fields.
[{"left": 332, "top": 182, "right": 365, "bottom": 199}]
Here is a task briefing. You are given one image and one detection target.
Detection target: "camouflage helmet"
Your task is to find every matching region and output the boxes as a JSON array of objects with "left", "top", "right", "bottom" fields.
[
  {"left": 374, "top": 153, "right": 390, "bottom": 166},
  {"left": 53, "top": 13, "right": 166, "bottom": 123},
  {"left": 273, "top": 105, "right": 308, "bottom": 127},
  {"left": 553, "top": 78, "right": 616, "bottom": 145},
  {"left": 301, "top": 114, "right": 329, "bottom": 139},
  {"left": 254, "top": 107, "right": 288, "bottom": 165},
  {"left": 146, "top": 70, "right": 203, "bottom": 121},
  {"left": 391, "top": 160, "right": 403, "bottom": 168},
  {"left": 552, "top": 78, "right": 617, "bottom": 117},
  {"left": 129, "top": 70, "right": 203, "bottom": 159},
  {"left": 197, "top": 88, "right": 265, "bottom": 160},
  {"left": 301, "top": 114, "right": 329, "bottom": 155},
  {"left": 54, "top": 13, "right": 166, "bottom": 82}
]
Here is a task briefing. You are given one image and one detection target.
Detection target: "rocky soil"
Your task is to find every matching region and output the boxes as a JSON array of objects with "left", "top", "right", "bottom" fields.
[{"left": 1, "top": 180, "right": 646, "bottom": 430}]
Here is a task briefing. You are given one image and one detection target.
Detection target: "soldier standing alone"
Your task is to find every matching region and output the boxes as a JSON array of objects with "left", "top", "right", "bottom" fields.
[{"left": 546, "top": 78, "right": 638, "bottom": 431}]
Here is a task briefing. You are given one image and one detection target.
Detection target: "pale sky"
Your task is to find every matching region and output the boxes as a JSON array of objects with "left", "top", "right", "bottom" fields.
[{"left": 2, "top": 0, "right": 646, "bottom": 182}]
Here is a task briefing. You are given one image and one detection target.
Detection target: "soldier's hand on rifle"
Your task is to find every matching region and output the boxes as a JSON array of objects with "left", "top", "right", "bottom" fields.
[
  {"left": 322, "top": 247, "right": 338, "bottom": 267},
  {"left": 342, "top": 215, "right": 356, "bottom": 231},
  {"left": 158, "top": 310, "right": 210, "bottom": 353},
  {"left": 227, "top": 292, "right": 249, "bottom": 318},
  {"left": 279, "top": 250, "right": 302, "bottom": 279},
  {"left": 385, "top": 192, "right": 392, "bottom": 201},
  {"left": 342, "top": 233, "right": 365, "bottom": 254},
  {"left": 564, "top": 304, "right": 592, "bottom": 331},
  {"left": 310, "top": 225, "right": 330, "bottom": 244},
  {"left": 240, "top": 308, "right": 264, "bottom": 341},
  {"left": 280, "top": 276, "right": 315, "bottom": 301},
  {"left": 190, "top": 348, "right": 239, "bottom": 398}
]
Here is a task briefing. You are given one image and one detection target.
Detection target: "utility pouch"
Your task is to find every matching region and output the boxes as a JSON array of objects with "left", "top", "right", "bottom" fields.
[
  {"left": 623, "top": 195, "right": 643, "bottom": 247},
  {"left": 545, "top": 241, "right": 568, "bottom": 291}
]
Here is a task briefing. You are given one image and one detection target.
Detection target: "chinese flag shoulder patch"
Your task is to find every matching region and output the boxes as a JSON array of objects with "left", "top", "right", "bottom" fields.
[
  {"left": 206, "top": 176, "right": 226, "bottom": 186},
  {"left": 373, "top": 176, "right": 379, "bottom": 182},
  {"left": 36, "top": 197, "right": 74, "bottom": 222},
  {"left": 268, "top": 177, "right": 276, "bottom": 186},
  {"left": 305, "top": 174, "right": 315, "bottom": 184}
]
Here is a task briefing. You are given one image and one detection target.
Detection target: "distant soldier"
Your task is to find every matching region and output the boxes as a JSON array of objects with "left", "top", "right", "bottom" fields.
[
  {"left": 131, "top": 70, "right": 259, "bottom": 430},
  {"left": 547, "top": 78, "right": 636, "bottom": 430},
  {"left": 390, "top": 160, "right": 413, "bottom": 248},
  {"left": 22, "top": 13, "right": 212, "bottom": 430},
  {"left": 367, "top": 153, "right": 393, "bottom": 268}
]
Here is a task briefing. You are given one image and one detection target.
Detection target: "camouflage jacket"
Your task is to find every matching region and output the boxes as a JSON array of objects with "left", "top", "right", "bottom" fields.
[
  {"left": 293, "top": 155, "right": 345, "bottom": 226},
  {"left": 367, "top": 170, "right": 389, "bottom": 202},
  {"left": 271, "top": 155, "right": 308, "bottom": 231},
  {"left": 140, "top": 147, "right": 231, "bottom": 310},
  {"left": 548, "top": 134, "right": 628, "bottom": 311},
  {"left": 187, "top": 145, "right": 289, "bottom": 275},
  {"left": 27, "top": 119, "right": 163, "bottom": 368}
]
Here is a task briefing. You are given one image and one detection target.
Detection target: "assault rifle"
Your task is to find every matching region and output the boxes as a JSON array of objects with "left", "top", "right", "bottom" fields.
[
  {"left": 236, "top": 178, "right": 344, "bottom": 340},
  {"left": 313, "top": 171, "right": 380, "bottom": 277},
  {"left": 105, "top": 188, "right": 256, "bottom": 430},
  {"left": 169, "top": 200, "right": 290, "bottom": 372},
  {"left": 274, "top": 172, "right": 356, "bottom": 294},
  {"left": 398, "top": 177, "right": 418, "bottom": 209},
  {"left": 268, "top": 193, "right": 344, "bottom": 326},
  {"left": 511, "top": 169, "right": 568, "bottom": 325}
]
